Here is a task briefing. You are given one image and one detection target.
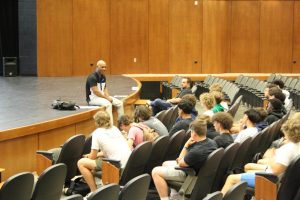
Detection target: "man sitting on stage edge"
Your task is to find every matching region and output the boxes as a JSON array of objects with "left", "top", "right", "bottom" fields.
[
  {"left": 86, "top": 60, "right": 124, "bottom": 122},
  {"left": 150, "top": 77, "right": 192, "bottom": 116}
]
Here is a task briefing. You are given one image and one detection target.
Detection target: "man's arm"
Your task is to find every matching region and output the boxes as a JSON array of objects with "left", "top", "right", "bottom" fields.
[
  {"left": 85, "top": 149, "right": 98, "bottom": 160},
  {"left": 176, "top": 138, "right": 196, "bottom": 167},
  {"left": 167, "top": 97, "right": 182, "bottom": 104}
]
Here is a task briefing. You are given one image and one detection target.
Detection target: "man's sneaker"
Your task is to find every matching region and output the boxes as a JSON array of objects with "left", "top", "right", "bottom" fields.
[{"left": 83, "top": 192, "right": 93, "bottom": 200}]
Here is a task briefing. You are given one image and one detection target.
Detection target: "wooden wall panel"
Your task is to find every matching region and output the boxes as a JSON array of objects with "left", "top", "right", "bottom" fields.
[
  {"left": 37, "top": 0, "right": 73, "bottom": 76},
  {"left": 293, "top": 1, "right": 300, "bottom": 73},
  {"left": 110, "top": 0, "right": 149, "bottom": 74},
  {"left": 202, "top": 1, "right": 231, "bottom": 73},
  {"left": 259, "top": 1, "right": 293, "bottom": 73},
  {"left": 149, "top": 0, "right": 169, "bottom": 73},
  {"left": 75, "top": 119, "right": 96, "bottom": 137},
  {"left": 169, "top": 0, "right": 202, "bottom": 74},
  {"left": 38, "top": 125, "right": 75, "bottom": 150},
  {"left": 230, "top": 1, "right": 260, "bottom": 73},
  {"left": 73, "top": 0, "right": 110, "bottom": 76},
  {"left": 0, "top": 135, "right": 38, "bottom": 180}
]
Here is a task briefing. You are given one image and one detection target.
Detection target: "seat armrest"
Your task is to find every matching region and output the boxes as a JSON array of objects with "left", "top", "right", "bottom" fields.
[
  {"left": 255, "top": 172, "right": 278, "bottom": 184},
  {"left": 175, "top": 167, "right": 196, "bottom": 176},
  {"left": 102, "top": 158, "right": 121, "bottom": 168},
  {"left": 36, "top": 150, "right": 54, "bottom": 160}
]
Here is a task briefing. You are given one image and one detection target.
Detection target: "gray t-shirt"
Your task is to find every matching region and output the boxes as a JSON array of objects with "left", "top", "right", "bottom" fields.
[{"left": 142, "top": 117, "right": 169, "bottom": 136}]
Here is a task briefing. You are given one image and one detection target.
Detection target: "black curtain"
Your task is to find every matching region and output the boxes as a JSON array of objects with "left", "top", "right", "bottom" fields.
[{"left": 0, "top": 0, "right": 19, "bottom": 75}]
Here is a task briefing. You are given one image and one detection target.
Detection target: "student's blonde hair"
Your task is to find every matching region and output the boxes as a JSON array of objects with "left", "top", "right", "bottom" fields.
[
  {"left": 93, "top": 111, "right": 112, "bottom": 129},
  {"left": 200, "top": 93, "right": 215, "bottom": 109}
]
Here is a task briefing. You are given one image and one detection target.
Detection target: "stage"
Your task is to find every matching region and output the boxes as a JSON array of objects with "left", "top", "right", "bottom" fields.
[{"left": 0, "top": 75, "right": 138, "bottom": 131}]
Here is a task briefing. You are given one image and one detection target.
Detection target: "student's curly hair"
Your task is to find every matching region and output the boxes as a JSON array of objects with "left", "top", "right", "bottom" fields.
[
  {"left": 209, "top": 83, "right": 222, "bottom": 92},
  {"left": 134, "top": 105, "right": 152, "bottom": 122},
  {"left": 281, "top": 114, "right": 300, "bottom": 143},
  {"left": 210, "top": 91, "right": 224, "bottom": 104},
  {"left": 117, "top": 115, "right": 132, "bottom": 129},
  {"left": 212, "top": 112, "right": 233, "bottom": 130},
  {"left": 181, "top": 94, "right": 197, "bottom": 107},
  {"left": 93, "top": 110, "right": 112, "bottom": 129},
  {"left": 200, "top": 93, "right": 215, "bottom": 109}
]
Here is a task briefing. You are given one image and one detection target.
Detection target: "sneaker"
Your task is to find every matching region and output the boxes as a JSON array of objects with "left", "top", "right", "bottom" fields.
[{"left": 83, "top": 192, "right": 93, "bottom": 200}]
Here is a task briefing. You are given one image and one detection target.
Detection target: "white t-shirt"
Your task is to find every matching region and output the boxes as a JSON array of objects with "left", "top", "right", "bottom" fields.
[
  {"left": 234, "top": 127, "right": 258, "bottom": 143},
  {"left": 91, "top": 126, "right": 131, "bottom": 167},
  {"left": 203, "top": 110, "right": 214, "bottom": 117},
  {"left": 275, "top": 142, "right": 300, "bottom": 166}
]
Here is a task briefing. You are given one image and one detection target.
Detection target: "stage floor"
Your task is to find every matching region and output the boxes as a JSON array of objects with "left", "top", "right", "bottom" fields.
[{"left": 0, "top": 75, "right": 137, "bottom": 131}]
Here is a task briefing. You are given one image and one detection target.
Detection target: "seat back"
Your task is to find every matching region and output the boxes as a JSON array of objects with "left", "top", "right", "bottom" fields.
[
  {"left": 31, "top": 163, "right": 67, "bottom": 200},
  {"left": 119, "top": 174, "right": 151, "bottom": 200},
  {"left": 120, "top": 141, "right": 152, "bottom": 185},
  {"left": 227, "top": 95, "right": 243, "bottom": 118},
  {"left": 277, "top": 155, "right": 300, "bottom": 200},
  {"left": 223, "top": 181, "right": 247, "bottom": 200},
  {"left": 0, "top": 172, "right": 34, "bottom": 200},
  {"left": 230, "top": 137, "right": 252, "bottom": 173},
  {"left": 163, "top": 130, "right": 185, "bottom": 161},
  {"left": 57, "top": 134, "right": 85, "bottom": 183},
  {"left": 202, "top": 191, "right": 223, "bottom": 200},
  {"left": 245, "top": 133, "right": 262, "bottom": 163},
  {"left": 190, "top": 148, "right": 224, "bottom": 200},
  {"left": 144, "top": 135, "right": 169, "bottom": 174},
  {"left": 166, "top": 106, "right": 179, "bottom": 131},
  {"left": 211, "top": 143, "right": 240, "bottom": 191},
  {"left": 82, "top": 135, "right": 92, "bottom": 155},
  {"left": 62, "top": 194, "right": 83, "bottom": 200},
  {"left": 89, "top": 184, "right": 120, "bottom": 200}
]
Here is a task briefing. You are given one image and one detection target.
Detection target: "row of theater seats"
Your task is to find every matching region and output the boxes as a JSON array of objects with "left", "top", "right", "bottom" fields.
[
  {"left": 235, "top": 74, "right": 300, "bottom": 110},
  {"left": 194, "top": 75, "right": 241, "bottom": 105},
  {"left": 266, "top": 73, "right": 300, "bottom": 110},
  {"left": 0, "top": 162, "right": 151, "bottom": 200}
]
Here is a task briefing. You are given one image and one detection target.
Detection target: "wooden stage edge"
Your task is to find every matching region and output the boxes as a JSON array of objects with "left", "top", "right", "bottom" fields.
[
  {"left": 0, "top": 77, "right": 141, "bottom": 181},
  {"left": 124, "top": 73, "right": 300, "bottom": 82}
]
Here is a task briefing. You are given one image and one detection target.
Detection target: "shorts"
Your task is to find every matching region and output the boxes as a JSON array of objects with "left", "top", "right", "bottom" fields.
[
  {"left": 160, "top": 161, "right": 187, "bottom": 182},
  {"left": 241, "top": 172, "right": 256, "bottom": 188},
  {"left": 95, "top": 158, "right": 103, "bottom": 171}
]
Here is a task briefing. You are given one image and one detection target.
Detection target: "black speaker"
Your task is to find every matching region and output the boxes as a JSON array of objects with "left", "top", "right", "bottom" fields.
[
  {"left": 3, "top": 57, "right": 18, "bottom": 77},
  {"left": 140, "top": 81, "right": 161, "bottom": 100}
]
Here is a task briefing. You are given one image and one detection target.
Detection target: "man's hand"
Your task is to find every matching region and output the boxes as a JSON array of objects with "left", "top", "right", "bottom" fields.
[
  {"left": 106, "top": 96, "right": 113, "bottom": 103},
  {"left": 185, "top": 138, "right": 196, "bottom": 148}
]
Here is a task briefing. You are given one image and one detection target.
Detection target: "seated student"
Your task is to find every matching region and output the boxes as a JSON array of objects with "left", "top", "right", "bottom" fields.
[
  {"left": 268, "top": 87, "right": 287, "bottom": 114},
  {"left": 272, "top": 79, "right": 291, "bottom": 108},
  {"left": 134, "top": 105, "right": 169, "bottom": 136},
  {"left": 118, "top": 115, "right": 159, "bottom": 149},
  {"left": 212, "top": 112, "right": 234, "bottom": 148},
  {"left": 77, "top": 111, "right": 131, "bottom": 198},
  {"left": 150, "top": 77, "right": 192, "bottom": 115},
  {"left": 197, "top": 114, "right": 220, "bottom": 139},
  {"left": 234, "top": 109, "right": 261, "bottom": 143},
  {"left": 169, "top": 99, "right": 194, "bottom": 136},
  {"left": 221, "top": 114, "right": 300, "bottom": 195},
  {"left": 210, "top": 91, "right": 225, "bottom": 113},
  {"left": 152, "top": 120, "right": 217, "bottom": 200},
  {"left": 209, "top": 83, "right": 229, "bottom": 111},
  {"left": 175, "top": 94, "right": 198, "bottom": 123},
  {"left": 200, "top": 92, "right": 215, "bottom": 117},
  {"left": 253, "top": 107, "right": 269, "bottom": 132},
  {"left": 264, "top": 98, "right": 285, "bottom": 125}
]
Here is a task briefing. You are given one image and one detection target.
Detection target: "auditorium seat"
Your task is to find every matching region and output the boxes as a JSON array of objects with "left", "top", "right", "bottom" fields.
[
  {"left": 36, "top": 134, "right": 86, "bottom": 186},
  {"left": 255, "top": 155, "right": 300, "bottom": 200},
  {"left": 31, "top": 163, "right": 67, "bottom": 200},
  {"left": 0, "top": 172, "right": 34, "bottom": 200},
  {"left": 166, "top": 148, "right": 224, "bottom": 200},
  {"left": 88, "top": 184, "right": 120, "bottom": 200}
]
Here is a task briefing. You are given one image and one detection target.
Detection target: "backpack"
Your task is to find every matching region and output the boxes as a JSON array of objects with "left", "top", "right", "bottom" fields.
[
  {"left": 132, "top": 123, "right": 159, "bottom": 142},
  {"left": 52, "top": 100, "right": 79, "bottom": 110},
  {"left": 63, "top": 176, "right": 90, "bottom": 196}
]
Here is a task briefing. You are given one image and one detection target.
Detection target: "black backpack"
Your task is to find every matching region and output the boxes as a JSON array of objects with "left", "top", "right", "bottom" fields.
[
  {"left": 52, "top": 100, "right": 79, "bottom": 110},
  {"left": 63, "top": 176, "right": 90, "bottom": 196}
]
